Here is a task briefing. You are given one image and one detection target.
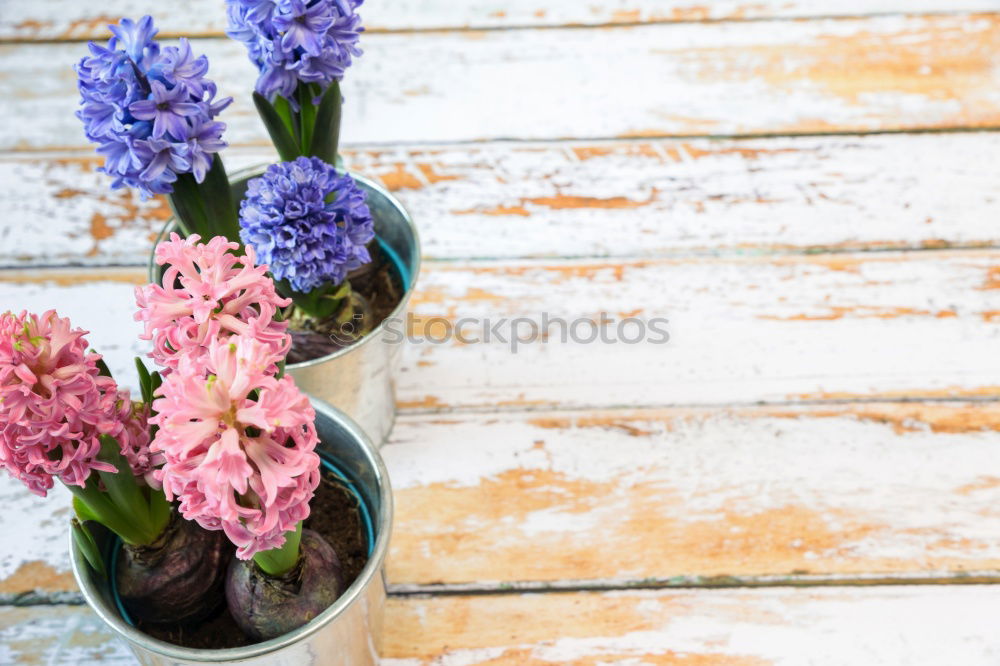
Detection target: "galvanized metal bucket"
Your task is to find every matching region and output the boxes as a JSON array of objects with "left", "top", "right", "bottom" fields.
[
  {"left": 150, "top": 167, "right": 421, "bottom": 446},
  {"left": 71, "top": 399, "right": 393, "bottom": 666}
]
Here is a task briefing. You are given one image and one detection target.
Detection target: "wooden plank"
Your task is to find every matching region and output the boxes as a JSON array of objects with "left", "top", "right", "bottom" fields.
[
  {"left": 6, "top": 133, "right": 1000, "bottom": 268},
  {"left": 384, "top": 586, "right": 1000, "bottom": 664},
  {"left": 7, "top": 585, "right": 1000, "bottom": 664},
  {"left": 402, "top": 251, "right": 1000, "bottom": 410},
  {"left": 386, "top": 403, "right": 1000, "bottom": 588},
  {"left": 6, "top": 13, "right": 1000, "bottom": 151},
  {"left": 5, "top": 401, "right": 1000, "bottom": 596},
  {"left": 0, "top": 248, "right": 999, "bottom": 410},
  {"left": 4, "top": 1, "right": 997, "bottom": 41},
  {"left": 0, "top": 606, "right": 134, "bottom": 664}
]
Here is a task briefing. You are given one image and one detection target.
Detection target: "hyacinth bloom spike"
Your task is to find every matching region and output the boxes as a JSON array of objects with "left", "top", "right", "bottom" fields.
[
  {"left": 239, "top": 157, "right": 374, "bottom": 306},
  {"left": 226, "top": 0, "right": 362, "bottom": 103},
  {"left": 228, "top": 0, "right": 362, "bottom": 164},
  {"left": 76, "top": 16, "right": 240, "bottom": 241},
  {"left": 0, "top": 310, "right": 170, "bottom": 546},
  {"left": 151, "top": 334, "right": 320, "bottom": 560},
  {"left": 135, "top": 233, "right": 292, "bottom": 373}
]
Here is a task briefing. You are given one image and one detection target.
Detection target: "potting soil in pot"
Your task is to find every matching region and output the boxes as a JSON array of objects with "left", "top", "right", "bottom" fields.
[{"left": 286, "top": 240, "right": 405, "bottom": 364}]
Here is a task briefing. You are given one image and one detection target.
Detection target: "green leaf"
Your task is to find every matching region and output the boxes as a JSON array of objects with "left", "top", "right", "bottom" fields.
[
  {"left": 167, "top": 174, "right": 208, "bottom": 237},
  {"left": 147, "top": 487, "right": 172, "bottom": 537},
  {"left": 274, "top": 94, "right": 300, "bottom": 144},
  {"left": 95, "top": 357, "right": 113, "bottom": 378},
  {"left": 308, "top": 81, "right": 342, "bottom": 165},
  {"left": 72, "top": 495, "right": 100, "bottom": 523},
  {"left": 66, "top": 481, "right": 145, "bottom": 546},
  {"left": 134, "top": 357, "right": 152, "bottom": 405},
  {"left": 71, "top": 519, "right": 107, "bottom": 578},
  {"left": 289, "top": 280, "right": 346, "bottom": 320},
  {"left": 297, "top": 83, "right": 318, "bottom": 155},
  {"left": 149, "top": 371, "right": 163, "bottom": 399},
  {"left": 200, "top": 155, "right": 241, "bottom": 242},
  {"left": 95, "top": 435, "right": 150, "bottom": 534},
  {"left": 253, "top": 92, "right": 301, "bottom": 162}
]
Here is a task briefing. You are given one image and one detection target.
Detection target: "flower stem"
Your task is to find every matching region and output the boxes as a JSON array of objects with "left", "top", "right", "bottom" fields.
[
  {"left": 296, "top": 83, "right": 317, "bottom": 155},
  {"left": 252, "top": 522, "right": 302, "bottom": 577}
]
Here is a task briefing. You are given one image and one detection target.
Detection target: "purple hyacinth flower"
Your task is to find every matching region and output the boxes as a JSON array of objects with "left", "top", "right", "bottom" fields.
[
  {"left": 273, "top": 0, "right": 337, "bottom": 56},
  {"left": 130, "top": 80, "right": 202, "bottom": 140},
  {"left": 77, "top": 100, "right": 121, "bottom": 141},
  {"left": 186, "top": 120, "right": 228, "bottom": 181},
  {"left": 136, "top": 139, "right": 190, "bottom": 184},
  {"left": 97, "top": 136, "right": 141, "bottom": 176},
  {"left": 108, "top": 15, "right": 159, "bottom": 65},
  {"left": 238, "top": 157, "right": 374, "bottom": 292},
  {"left": 75, "top": 16, "right": 231, "bottom": 199},
  {"left": 160, "top": 39, "right": 210, "bottom": 97},
  {"left": 226, "top": 0, "right": 364, "bottom": 102}
]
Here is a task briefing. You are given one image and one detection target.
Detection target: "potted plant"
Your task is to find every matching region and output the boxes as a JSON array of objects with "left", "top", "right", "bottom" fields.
[
  {"left": 0, "top": 310, "right": 231, "bottom": 626},
  {"left": 1, "top": 234, "right": 392, "bottom": 661},
  {"left": 75, "top": 8, "right": 420, "bottom": 447}
]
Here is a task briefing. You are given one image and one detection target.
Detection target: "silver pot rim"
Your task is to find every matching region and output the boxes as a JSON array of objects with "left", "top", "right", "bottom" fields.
[
  {"left": 149, "top": 165, "right": 422, "bottom": 372},
  {"left": 70, "top": 399, "right": 394, "bottom": 662}
]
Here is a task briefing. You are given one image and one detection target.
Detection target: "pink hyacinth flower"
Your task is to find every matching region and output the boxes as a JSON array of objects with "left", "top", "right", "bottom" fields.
[
  {"left": 0, "top": 310, "right": 152, "bottom": 496},
  {"left": 151, "top": 334, "right": 320, "bottom": 559},
  {"left": 135, "top": 233, "right": 291, "bottom": 374}
]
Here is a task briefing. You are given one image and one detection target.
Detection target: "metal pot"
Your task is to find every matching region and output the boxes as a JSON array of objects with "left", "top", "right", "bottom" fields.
[
  {"left": 71, "top": 399, "right": 393, "bottom": 665},
  {"left": 150, "top": 167, "right": 420, "bottom": 446}
]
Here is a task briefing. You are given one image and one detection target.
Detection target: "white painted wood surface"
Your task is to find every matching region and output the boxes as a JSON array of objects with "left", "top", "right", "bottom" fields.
[
  {"left": 386, "top": 403, "right": 1000, "bottom": 587},
  {"left": 2, "top": 1, "right": 997, "bottom": 40},
  {"left": 7, "top": 586, "right": 1000, "bottom": 665},
  {"left": 403, "top": 251, "right": 1000, "bottom": 409},
  {"left": 5, "top": 133, "right": 1000, "bottom": 268},
  {"left": 3, "top": 2, "right": 1000, "bottom": 660},
  {"left": 5, "top": 402, "right": 1000, "bottom": 596},
  {"left": 5, "top": 13, "right": 1000, "bottom": 151},
  {"left": 1, "top": 249, "right": 997, "bottom": 413}
]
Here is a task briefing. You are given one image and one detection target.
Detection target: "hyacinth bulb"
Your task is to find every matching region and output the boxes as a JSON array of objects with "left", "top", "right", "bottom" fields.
[
  {"left": 116, "top": 512, "right": 233, "bottom": 626},
  {"left": 225, "top": 528, "right": 344, "bottom": 641}
]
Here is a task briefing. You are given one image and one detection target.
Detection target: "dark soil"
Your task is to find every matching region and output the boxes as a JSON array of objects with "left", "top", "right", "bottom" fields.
[
  {"left": 286, "top": 240, "right": 405, "bottom": 364},
  {"left": 132, "top": 471, "right": 369, "bottom": 649}
]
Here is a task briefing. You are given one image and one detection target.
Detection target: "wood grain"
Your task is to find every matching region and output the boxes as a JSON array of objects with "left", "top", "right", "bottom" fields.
[
  {"left": 3, "top": 1, "right": 996, "bottom": 41},
  {"left": 7, "top": 585, "right": 1000, "bottom": 664},
  {"left": 5, "top": 133, "right": 1000, "bottom": 267},
  {"left": 384, "top": 403, "right": 1000, "bottom": 588},
  {"left": 5, "top": 401, "right": 1000, "bottom": 596},
  {"left": 7, "top": 14, "right": 1000, "bottom": 151},
  {"left": 1, "top": 248, "right": 998, "bottom": 411}
]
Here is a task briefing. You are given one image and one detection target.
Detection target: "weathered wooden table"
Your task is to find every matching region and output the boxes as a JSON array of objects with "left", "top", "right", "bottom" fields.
[{"left": 2, "top": 1, "right": 1000, "bottom": 663}]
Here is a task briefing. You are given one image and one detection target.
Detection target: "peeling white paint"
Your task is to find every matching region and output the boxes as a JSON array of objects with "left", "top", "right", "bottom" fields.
[
  {"left": 5, "top": 133, "right": 1000, "bottom": 267},
  {"left": 4, "top": 14, "right": 1000, "bottom": 150},
  {"left": 4, "top": 1, "right": 999, "bottom": 39}
]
